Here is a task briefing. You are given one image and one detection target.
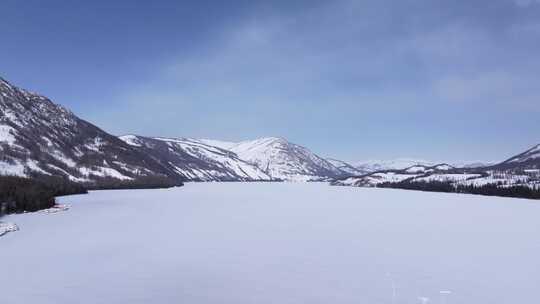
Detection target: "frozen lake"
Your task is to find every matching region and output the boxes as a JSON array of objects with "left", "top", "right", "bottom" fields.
[{"left": 1, "top": 183, "right": 540, "bottom": 304}]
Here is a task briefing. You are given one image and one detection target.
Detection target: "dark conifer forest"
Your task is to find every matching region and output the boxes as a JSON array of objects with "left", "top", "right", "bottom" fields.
[
  {"left": 378, "top": 180, "right": 540, "bottom": 200},
  {"left": 0, "top": 175, "right": 181, "bottom": 215},
  {"left": 0, "top": 176, "right": 87, "bottom": 215}
]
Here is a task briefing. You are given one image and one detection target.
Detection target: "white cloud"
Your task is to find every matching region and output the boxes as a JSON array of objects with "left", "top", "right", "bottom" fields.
[{"left": 89, "top": 0, "right": 540, "bottom": 160}]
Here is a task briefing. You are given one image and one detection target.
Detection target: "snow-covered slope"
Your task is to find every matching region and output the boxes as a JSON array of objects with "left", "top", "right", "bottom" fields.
[
  {"left": 119, "top": 135, "right": 272, "bottom": 181},
  {"left": 0, "top": 77, "right": 361, "bottom": 184},
  {"left": 0, "top": 77, "right": 182, "bottom": 185},
  {"left": 333, "top": 159, "right": 540, "bottom": 191},
  {"left": 197, "top": 139, "right": 237, "bottom": 150},
  {"left": 334, "top": 169, "right": 540, "bottom": 190},
  {"left": 326, "top": 158, "right": 367, "bottom": 176},
  {"left": 333, "top": 163, "right": 458, "bottom": 187},
  {"left": 222, "top": 137, "right": 344, "bottom": 181},
  {"left": 451, "top": 161, "right": 495, "bottom": 169},
  {"left": 124, "top": 136, "right": 348, "bottom": 182},
  {"left": 354, "top": 159, "right": 436, "bottom": 173},
  {"left": 335, "top": 145, "right": 540, "bottom": 192},
  {"left": 355, "top": 159, "right": 493, "bottom": 173},
  {"left": 494, "top": 144, "right": 540, "bottom": 170}
]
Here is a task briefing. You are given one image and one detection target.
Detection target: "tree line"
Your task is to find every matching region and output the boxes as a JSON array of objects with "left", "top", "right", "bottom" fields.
[
  {"left": 0, "top": 174, "right": 182, "bottom": 215},
  {"left": 0, "top": 175, "right": 87, "bottom": 215},
  {"left": 378, "top": 180, "right": 540, "bottom": 200}
]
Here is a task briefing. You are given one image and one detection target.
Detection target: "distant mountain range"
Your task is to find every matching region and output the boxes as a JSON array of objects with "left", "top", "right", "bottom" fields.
[
  {"left": 331, "top": 163, "right": 540, "bottom": 200},
  {"left": 119, "top": 136, "right": 346, "bottom": 182},
  {"left": 353, "top": 159, "right": 495, "bottom": 173},
  {"left": 0, "top": 76, "right": 347, "bottom": 183},
  {"left": 333, "top": 154, "right": 540, "bottom": 194},
  {"left": 1, "top": 76, "right": 539, "bottom": 188}
]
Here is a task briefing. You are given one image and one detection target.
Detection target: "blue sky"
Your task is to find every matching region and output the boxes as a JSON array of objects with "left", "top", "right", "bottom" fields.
[{"left": 2, "top": 0, "right": 540, "bottom": 162}]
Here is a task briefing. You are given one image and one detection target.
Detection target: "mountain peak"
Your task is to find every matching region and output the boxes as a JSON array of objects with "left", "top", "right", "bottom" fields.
[{"left": 226, "top": 137, "right": 343, "bottom": 181}]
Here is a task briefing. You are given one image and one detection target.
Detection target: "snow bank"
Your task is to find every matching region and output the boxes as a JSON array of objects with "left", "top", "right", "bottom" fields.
[
  {"left": 0, "top": 222, "right": 19, "bottom": 237},
  {"left": 40, "top": 204, "right": 70, "bottom": 214}
]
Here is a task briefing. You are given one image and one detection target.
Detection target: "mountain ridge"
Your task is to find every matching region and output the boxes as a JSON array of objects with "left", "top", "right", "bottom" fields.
[
  {"left": 2, "top": 75, "right": 538, "bottom": 189},
  {"left": 121, "top": 135, "right": 347, "bottom": 182},
  {"left": 492, "top": 143, "right": 540, "bottom": 170},
  {"left": 0, "top": 77, "right": 183, "bottom": 186},
  {"left": 119, "top": 135, "right": 273, "bottom": 182},
  {"left": 218, "top": 137, "right": 345, "bottom": 181}
]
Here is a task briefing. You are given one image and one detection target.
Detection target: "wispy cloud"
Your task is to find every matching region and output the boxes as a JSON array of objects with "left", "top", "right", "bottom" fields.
[{"left": 86, "top": 0, "right": 540, "bottom": 160}]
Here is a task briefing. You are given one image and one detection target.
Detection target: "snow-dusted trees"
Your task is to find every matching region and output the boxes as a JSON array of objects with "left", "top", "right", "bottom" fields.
[{"left": 378, "top": 180, "right": 540, "bottom": 200}]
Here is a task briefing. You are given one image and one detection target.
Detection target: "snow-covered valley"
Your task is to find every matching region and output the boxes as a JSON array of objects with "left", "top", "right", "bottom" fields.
[{"left": 2, "top": 183, "right": 540, "bottom": 304}]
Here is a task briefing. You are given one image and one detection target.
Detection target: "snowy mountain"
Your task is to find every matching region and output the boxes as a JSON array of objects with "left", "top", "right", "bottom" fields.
[
  {"left": 0, "top": 77, "right": 346, "bottom": 184},
  {"left": 197, "top": 139, "right": 237, "bottom": 150},
  {"left": 333, "top": 169, "right": 539, "bottom": 190},
  {"left": 332, "top": 163, "right": 540, "bottom": 190},
  {"left": 326, "top": 158, "right": 367, "bottom": 176},
  {"left": 119, "top": 135, "right": 272, "bottom": 181},
  {"left": 333, "top": 149, "right": 540, "bottom": 196},
  {"left": 0, "top": 77, "right": 182, "bottom": 185},
  {"left": 3, "top": 75, "right": 519, "bottom": 186},
  {"left": 354, "top": 159, "right": 436, "bottom": 173},
  {"left": 451, "top": 161, "right": 496, "bottom": 169},
  {"left": 209, "top": 137, "right": 344, "bottom": 181},
  {"left": 354, "top": 159, "right": 493, "bottom": 173},
  {"left": 493, "top": 144, "right": 540, "bottom": 170}
]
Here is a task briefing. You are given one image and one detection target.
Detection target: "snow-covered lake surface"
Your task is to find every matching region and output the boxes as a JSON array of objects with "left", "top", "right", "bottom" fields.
[{"left": 2, "top": 183, "right": 540, "bottom": 304}]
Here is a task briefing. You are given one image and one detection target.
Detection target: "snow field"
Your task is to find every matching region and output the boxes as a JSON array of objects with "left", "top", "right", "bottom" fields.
[{"left": 1, "top": 183, "right": 540, "bottom": 303}]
